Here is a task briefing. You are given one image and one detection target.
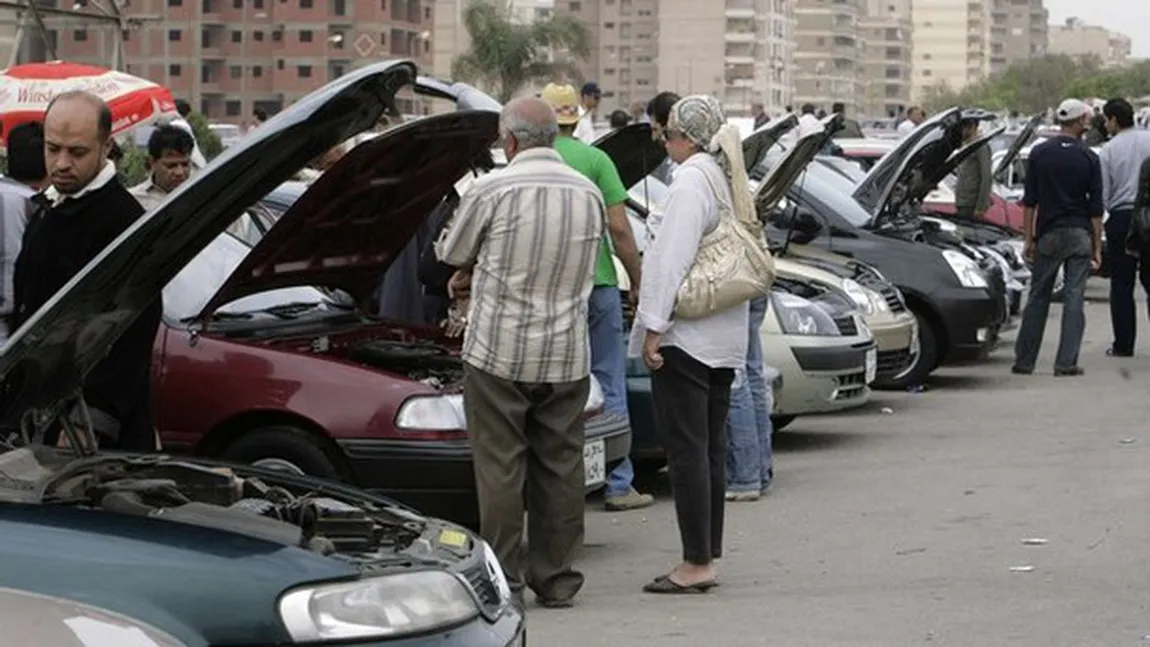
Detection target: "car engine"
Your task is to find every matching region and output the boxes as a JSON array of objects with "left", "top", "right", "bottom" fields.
[
  {"left": 348, "top": 339, "right": 463, "bottom": 389},
  {"left": 0, "top": 447, "right": 427, "bottom": 557}
]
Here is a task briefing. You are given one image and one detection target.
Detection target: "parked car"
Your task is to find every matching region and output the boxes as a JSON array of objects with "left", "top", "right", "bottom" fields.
[
  {"left": 208, "top": 122, "right": 244, "bottom": 148},
  {"left": 750, "top": 109, "right": 1008, "bottom": 385},
  {"left": 0, "top": 589, "right": 185, "bottom": 646},
  {"left": 0, "top": 60, "right": 523, "bottom": 647}
]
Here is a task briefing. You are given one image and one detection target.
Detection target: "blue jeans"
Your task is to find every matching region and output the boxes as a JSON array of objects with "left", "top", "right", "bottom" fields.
[
  {"left": 726, "top": 295, "right": 773, "bottom": 493},
  {"left": 1014, "top": 228, "right": 1093, "bottom": 370},
  {"left": 588, "top": 285, "right": 634, "bottom": 496}
]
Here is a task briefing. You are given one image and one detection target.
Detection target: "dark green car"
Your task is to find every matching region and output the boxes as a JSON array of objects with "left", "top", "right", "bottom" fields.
[{"left": 0, "top": 60, "right": 523, "bottom": 647}]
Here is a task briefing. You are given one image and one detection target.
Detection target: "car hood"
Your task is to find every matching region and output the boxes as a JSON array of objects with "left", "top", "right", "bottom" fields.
[
  {"left": 775, "top": 256, "right": 846, "bottom": 291},
  {"left": 753, "top": 114, "right": 842, "bottom": 211},
  {"left": 742, "top": 113, "right": 799, "bottom": 173},
  {"left": 592, "top": 122, "right": 667, "bottom": 188},
  {"left": 0, "top": 60, "right": 496, "bottom": 433},
  {"left": 852, "top": 107, "right": 960, "bottom": 217},
  {"left": 992, "top": 113, "right": 1043, "bottom": 182}
]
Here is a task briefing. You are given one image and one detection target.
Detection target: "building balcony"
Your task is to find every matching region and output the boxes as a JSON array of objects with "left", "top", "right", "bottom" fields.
[
  {"left": 725, "top": 7, "right": 755, "bottom": 19},
  {"left": 201, "top": 45, "right": 225, "bottom": 59},
  {"left": 199, "top": 81, "right": 224, "bottom": 94},
  {"left": 725, "top": 31, "right": 756, "bottom": 43},
  {"left": 724, "top": 54, "right": 755, "bottom": 65}
]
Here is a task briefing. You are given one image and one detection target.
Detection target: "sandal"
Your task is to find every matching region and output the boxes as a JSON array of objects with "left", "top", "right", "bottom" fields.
[{"left": 642, "top": 574, "right": 718, "bottom": 594}]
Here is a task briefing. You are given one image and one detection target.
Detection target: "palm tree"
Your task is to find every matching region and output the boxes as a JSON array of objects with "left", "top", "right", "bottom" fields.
[{"left": 451, "top": 0, "right": 591, "bottom": 104}]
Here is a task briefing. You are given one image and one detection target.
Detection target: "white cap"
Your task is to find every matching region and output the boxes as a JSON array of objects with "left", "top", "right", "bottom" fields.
[{"left": 1055, "top": 98, "right": 1089, "bottom": 123}]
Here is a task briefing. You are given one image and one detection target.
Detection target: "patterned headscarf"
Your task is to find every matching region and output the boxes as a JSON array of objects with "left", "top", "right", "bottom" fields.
[{"left": 668, "top": 95, "right": 756, "bottom": 231}]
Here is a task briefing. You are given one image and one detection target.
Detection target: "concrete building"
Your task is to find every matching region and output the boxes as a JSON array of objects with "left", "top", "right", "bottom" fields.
[
  {"left": 999, "top": 0, "right": 1046, "bottom": 69},
  {"left": 1048, "top": 17, "right": 1131, "bottom": 68},
  {"left": 557, "top": 0, "right": 794, "bottom": 119},
  {"left": 909, "top": 0, "right": 993, "bottom": 103},
  {"left": 53, "top": 0, "right": 435, "bottom": 122},
  {"left": 793, "top": 0, "right": 865, "bottom": 115},
  {"left": 859, "top": 0, "right": 912, "bottom": 119}
]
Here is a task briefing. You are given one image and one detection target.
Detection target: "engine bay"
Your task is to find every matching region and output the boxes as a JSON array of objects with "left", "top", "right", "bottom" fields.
[{"left": 0, "top": 447, "right": 434, "bottom": 559}]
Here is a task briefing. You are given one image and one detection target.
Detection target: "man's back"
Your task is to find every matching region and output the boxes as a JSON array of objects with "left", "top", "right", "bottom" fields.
[
  {"left": 439, "top": 148, "right": 605, "bottom": 383},
  {"left": 1099, "top": 128, "right": 1150, "bottom": 211},
  {"left": 1024, "top": 135, "right": 1103, "bottom": 235},
  {"left": 553, "top": 135, "right": 628, "bottom": 286}
]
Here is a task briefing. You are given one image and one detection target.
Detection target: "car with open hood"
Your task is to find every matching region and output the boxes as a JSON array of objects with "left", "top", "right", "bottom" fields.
[
  {"left": 0, "top": 588, "right": 188, "bottom": 646},
  {"left": 148, "top": 77, "right": 629, "bottom": 526},
  {"left": 749, "top": 108, "right": 1009, "bottom": 386},
  {"left": 0, "top": 61, "right": 528, "bottom": 647}
]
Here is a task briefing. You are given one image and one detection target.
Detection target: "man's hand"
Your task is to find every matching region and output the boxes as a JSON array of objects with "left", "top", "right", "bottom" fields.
[
  {"left": 1092, "top": 248, "right": 1103, "bottom": 271},
  {"left": 642, "top": 331, "right": 664, "bottom": 371},
  {"left": 1023, "top": 239, "right": 1035, "bottom": 263},
  {"left": 442, "top": 299, "right": 469, "bottom": 338},
  {"left": 447, "top": 269, "right": 472, "bottom": 300}
]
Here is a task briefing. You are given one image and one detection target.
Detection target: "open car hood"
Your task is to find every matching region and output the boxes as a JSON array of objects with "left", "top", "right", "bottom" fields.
[
  {"left": 992, "top": 113, "right": 1043, "bottom": 182},
  {"left": 592, "top": 123, "right": 667, "bottom": 188},
  {"left": 0, "top": 60, "right": 497, "bottom": 433},
  {"left": 852, "top": 107, "right": 960, "bottom": 216},
  {"left": 742, "top": 114, "right": 799, "bottom": 175},
  {"left": 754, "top": 114, "right": 842, "bottom": 211}
]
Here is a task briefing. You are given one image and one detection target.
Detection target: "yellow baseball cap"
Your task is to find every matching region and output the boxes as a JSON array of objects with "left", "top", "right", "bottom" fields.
[{"left": 541, "top": 83, "right": 584, "bottom": 125}]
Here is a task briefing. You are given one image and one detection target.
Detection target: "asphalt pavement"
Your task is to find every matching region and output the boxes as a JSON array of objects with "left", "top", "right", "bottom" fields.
[{"left": 529, "top": 279, "right": 1150, "bottom": 646}]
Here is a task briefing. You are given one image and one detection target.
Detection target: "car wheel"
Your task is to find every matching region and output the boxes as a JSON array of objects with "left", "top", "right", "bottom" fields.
[
  {"left": 874, "top": 309, "right": 936, "bottom": 390},
  {"left": 771, "top": 415, "right": 795, "bottom": 432},
  {"left": 220, "top": 425, "right": 345, "bottom": 480}
]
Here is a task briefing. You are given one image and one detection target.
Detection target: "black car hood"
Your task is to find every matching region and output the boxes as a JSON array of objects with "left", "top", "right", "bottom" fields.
[
  {"left": 852, "top": 107, "right": 960, "bottom": 217},
  {"left": 0, "top": 60, "right": 495, "bottom": 435},
  {"left": 742, "top": 114, "right": 799, "bottom": 174},
  {"left": 592, "top": 123, "right": 667, "bottom": 188},
  {"left": 992, "top": 113, "right": 1043, "bottom": 182},
  {"left": 754, "top": 114, "right": 842, "bottom": 211}
]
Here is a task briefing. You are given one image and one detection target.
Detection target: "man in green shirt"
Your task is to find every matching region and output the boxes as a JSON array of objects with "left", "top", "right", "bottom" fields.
[{"left": 541, "top": 83, "right": 651, "bottom": 511}]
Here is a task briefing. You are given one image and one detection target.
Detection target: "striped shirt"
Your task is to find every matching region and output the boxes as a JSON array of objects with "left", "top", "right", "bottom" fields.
[{"left": 436, "top": 147, "right": 606, "bottom": 383}]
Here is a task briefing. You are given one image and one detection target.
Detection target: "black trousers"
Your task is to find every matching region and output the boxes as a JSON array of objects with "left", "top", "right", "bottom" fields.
[
  {"left": 1105, "top": 209, "right": 1150, "bottom": 354},
  {"left": 650, "top": 346, "right": 735, "bottom": 565}
]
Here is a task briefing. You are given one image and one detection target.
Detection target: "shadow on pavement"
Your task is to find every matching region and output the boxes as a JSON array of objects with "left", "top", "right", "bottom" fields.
[{"left": 773, "top": 429, "right": 869, "bottom": 453}]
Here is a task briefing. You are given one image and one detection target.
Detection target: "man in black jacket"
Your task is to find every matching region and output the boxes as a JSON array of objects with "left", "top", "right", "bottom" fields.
[{"left": 12, "top": 90, "right": 162, "bottom": 451}]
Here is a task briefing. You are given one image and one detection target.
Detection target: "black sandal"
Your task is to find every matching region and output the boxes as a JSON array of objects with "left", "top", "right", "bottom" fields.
[{"left": 642, "top": 574, "right": 718, "bottom": 594}]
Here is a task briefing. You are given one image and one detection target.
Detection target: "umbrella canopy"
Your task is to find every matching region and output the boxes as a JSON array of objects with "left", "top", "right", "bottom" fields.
[{"left": 0, "top": 61, "right": 177, "bottom": 146}]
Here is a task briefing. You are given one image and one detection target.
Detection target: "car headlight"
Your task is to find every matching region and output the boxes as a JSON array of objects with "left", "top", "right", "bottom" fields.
[
  {"left": 395, "top": 376, "right": 606, "bottom": 430},
  {"left": 771, "top": 292, "right": 841, "bottom": 336},
  {"left": 941, "top": 249, "right": 989, "bottom": 288},
  {"left": 840, "top": 279, "right": 875, "bottom": 315},
  {"left": 866, "top": 286, "right": 890, "bottom": 313},
  {"left": 278, "top": 571, "right": 480, "bottom": 642}
]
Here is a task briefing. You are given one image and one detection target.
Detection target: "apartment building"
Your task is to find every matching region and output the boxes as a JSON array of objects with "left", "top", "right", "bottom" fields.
[
  {"left": 859, "top": 0, "right": 912, "bottom": 118},
  {"left": 909, "top": 0, "right": 993, "bottom": 103},
  {"left": 557, "top": 0, "right": 793, "bottom": 119},
  {"left": 793, "top": 0, "right": 865, "bottom": 115},
  {"left": 999, "top": 0, "right": 1046, "bottom": 69},
  {"left": 1048, "top": 17, "right": 1131, "bottom": 68},
  {"left": 53, "top": 0, "right": 435, "bottom": 122}
]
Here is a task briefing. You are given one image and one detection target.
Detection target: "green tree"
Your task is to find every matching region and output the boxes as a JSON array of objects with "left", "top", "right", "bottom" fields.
[
  {"left": 185, "top": 111, "right": 223, "bottom": 160},
  {"left": 118, "top": 141, "right": 150, "bottom": 187},
  {"left": 451, "top": 0, "right": 591, "bottom": 104}
]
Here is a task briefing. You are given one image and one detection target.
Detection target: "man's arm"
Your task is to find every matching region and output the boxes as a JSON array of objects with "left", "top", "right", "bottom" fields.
[
  {"left": 1098, "top": 146, "right": 1114, "bottom": 211},
  {"left": 977, "top": 146, "right": 992, "bottom": 212},
  {"left": 1089, "top": 153, "right": 1105, "bottom": 262},
  {"left": 595, "top": 152, "right": 642, "bottom": 293},
  {"left": 1021, "top": 153, "right": 1040, "bottom": 253}
]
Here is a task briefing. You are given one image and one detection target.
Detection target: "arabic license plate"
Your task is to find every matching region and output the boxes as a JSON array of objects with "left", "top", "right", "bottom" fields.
[
  {"left": 865, "top": 348, "right": 877, "bottom": 384},
  {"left": 584, "top": 440, "right": 606, "bottom": 488}
]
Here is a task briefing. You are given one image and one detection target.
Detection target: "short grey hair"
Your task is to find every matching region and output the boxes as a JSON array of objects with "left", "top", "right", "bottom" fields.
[{"left": 500, "top": 98, "right": 559, "bottom": 150}]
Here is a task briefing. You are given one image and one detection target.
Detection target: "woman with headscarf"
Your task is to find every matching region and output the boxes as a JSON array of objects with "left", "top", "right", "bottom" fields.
[{"left": 631, "top": 95, "right": 756, "bottom": 594}]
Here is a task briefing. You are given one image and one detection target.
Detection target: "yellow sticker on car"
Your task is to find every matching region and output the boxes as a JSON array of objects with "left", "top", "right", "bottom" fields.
[{"left": 438, "top": 529, "right": 469, "bottom": 548}]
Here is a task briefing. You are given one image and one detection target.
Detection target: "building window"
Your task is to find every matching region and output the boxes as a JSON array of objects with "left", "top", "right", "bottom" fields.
[
  {"left": 200, "top": 65, "right": 212, "bottom": 83},
  {"left": 254, "top": 0, "right": 263, "bottom": 7},
  {"left": 252, "top": 65, "right": 263, "bottom": 77},
  {"left": 233, "top": 0, "right": 242, "bottom": 7},
  {"left": 334, "top": 0, "right": 347, "bottom": 15},
  {"left": 229, "top": 65, "right": 242, "bottom": 78},
  {"left": 168, "top": 29, "right": 182, "bottom": 41},
  {"left": 73, "top": 29, "right": 88, "bottom": 41},
  {"left": 277, "top": 59, "right": 284, "bottom": 70},
  {"left": 169, "top": 64, "right": 182, "bottom": 76},
  {"left": 380, "top": 0, "right": 386, "bottom": 10},
  {"left": 298, "top": 65, "right": 313, "bottom": 77},
  {"left": 424, "top": 6, "right": 431, "bottom": 19},
  {"left": 569, "top": 1, "right": 581, "bottom": 10},
  {"left": 231, "top": 30, "right": 242, "bottom": 43},
  {"left": 922, "top": 69, "right": 932, "bottom": 76},
  {"left": 301, "top": 0, "right": 313, "bottom": 7},
  {"left": 168, "top": 0, "right": 182, "bottom": 5},
  {"left": 272, "top": 30, "right": 282, "bottom": 41},
  {"left": 226, "top": 100, "right": 241, "bottom": 116},
  {"left": 254, "top": 31, "right": 264, "bottom": 41},
  {"left": 299, "top": 30, "right": 313, "bottom": 42}
]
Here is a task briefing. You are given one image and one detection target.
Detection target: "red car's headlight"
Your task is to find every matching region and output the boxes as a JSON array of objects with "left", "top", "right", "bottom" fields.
[{"left": 394, "top": 376, "right": 606, "bottom": 431}]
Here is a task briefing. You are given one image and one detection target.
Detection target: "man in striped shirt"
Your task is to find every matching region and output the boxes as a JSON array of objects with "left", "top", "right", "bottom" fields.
[{"left": 436, "top": 97, "right": 606, "bottom": 609}]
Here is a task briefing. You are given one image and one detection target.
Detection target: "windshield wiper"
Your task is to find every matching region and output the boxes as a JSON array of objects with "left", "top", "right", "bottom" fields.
[
  {"left": 178, "top": 311, "right": 254, "bottom": 324},
  {"left": 245, "top": 301, "right": 339, "bottom": 319}
]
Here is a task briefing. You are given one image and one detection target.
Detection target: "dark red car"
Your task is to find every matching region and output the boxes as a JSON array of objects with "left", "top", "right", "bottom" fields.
[{"left": 153, "top": 78, "right": 630, "bottom": 524}]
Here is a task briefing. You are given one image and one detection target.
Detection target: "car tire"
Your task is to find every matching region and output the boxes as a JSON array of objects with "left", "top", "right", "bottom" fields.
[
  {"left": 874, "top": 309, "right": 936, "bottom": 390},
  {"left": 220, "top": 425, "right": 345, "bottom": 480},
  {"left": 771, "top": 415, "right": 795, "bottom": 432}
]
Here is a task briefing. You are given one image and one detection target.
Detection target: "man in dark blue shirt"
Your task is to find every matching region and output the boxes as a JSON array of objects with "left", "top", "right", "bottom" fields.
[{"left": 1013, "top": 98, "right": 1104, "bottom": 377}]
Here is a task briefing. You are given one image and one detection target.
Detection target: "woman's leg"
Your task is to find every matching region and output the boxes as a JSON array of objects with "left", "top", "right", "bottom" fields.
[
  {"left": 706, "top": 366, "right": 736, "bottom": 560},
  {"left": 650, "top": 346, "right": 714, "bottom": 566}
]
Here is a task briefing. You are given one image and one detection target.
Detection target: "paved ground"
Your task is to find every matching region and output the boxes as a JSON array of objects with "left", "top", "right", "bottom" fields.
[{"left": 529, "top": 279, "right": 1150, "bottom": 646}]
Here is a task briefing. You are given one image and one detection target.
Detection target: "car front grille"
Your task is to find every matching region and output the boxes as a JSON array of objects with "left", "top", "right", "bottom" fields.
[
  {"left": 463, "top": 562, "right": 504, "bottom": 614},
  {"left": 833, "top": 371, "right": 867, "bottom": 400},
  {"left": 833, "top": 314, "right": 858, "bottom": 336},
  {"left": 853, "top": 268, "right": 907, "bottom": 313},
  {"left": 877, "top": 349, "right": 911, "bottom": 374}
]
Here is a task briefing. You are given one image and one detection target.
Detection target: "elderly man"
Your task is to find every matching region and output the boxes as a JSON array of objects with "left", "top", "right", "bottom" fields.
[
  {"left": 130, "top": 125, "right": 195, "bottom": 212},
  {"left": 12, "top": 90, "right": 161, "bottom": 451},
  {"left": 436, "top": 97, "right": 606, "bottom": 609}
]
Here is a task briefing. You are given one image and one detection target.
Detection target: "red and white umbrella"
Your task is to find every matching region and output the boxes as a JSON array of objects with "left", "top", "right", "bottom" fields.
[{"left": 0, "top": 60, "right": 177, "bottom": 145}]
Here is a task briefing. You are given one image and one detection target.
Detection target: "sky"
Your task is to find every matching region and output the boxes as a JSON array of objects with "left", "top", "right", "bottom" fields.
[{"left": 1044, "top": 0, "right": 1150, "bottom": 58}]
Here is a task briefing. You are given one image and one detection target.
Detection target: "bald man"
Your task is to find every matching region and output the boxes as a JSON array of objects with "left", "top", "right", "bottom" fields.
[
  {"left": 436, "top": 97, "right": 607, "bottom": 609},
  {"left": 12, "top": 90, "right": 163, "bottom": 453}
]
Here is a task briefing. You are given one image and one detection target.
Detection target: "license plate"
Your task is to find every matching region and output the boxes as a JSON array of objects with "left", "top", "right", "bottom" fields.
[
  {"left": 865, "top": 348, "right": 877, "bottom": 384},
  {"left": 584, "top": 440, "right": 606, "bottom": 488}
]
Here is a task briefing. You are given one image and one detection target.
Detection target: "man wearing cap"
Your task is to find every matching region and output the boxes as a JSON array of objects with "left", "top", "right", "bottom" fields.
[
  {"left": 573, "top": 82, "right": 602, "bottom": 144},
  {"left": 542, "top": 82, "right": 654, "bottom": 512},
  {"left": 1013, "top": 98, "right": 1104, "bottom": 377}
]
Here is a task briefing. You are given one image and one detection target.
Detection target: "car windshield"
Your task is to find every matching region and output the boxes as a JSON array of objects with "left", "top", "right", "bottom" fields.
[
  {"left": 796, "top": 162, "right": 874, "bottom": 228},
  {"left": 162, "top": 225, "right": 337, "bottom": 322},
  {"left": 628, "top": 173, "right": 669, "bottom": 212}
]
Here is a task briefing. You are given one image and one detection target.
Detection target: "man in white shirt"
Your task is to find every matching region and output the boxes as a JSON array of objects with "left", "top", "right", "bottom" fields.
[
  {"left": 797, "top": 104, "right": 822, "bottom": 138},
  {"left": 0, "top": 121, "right": 45, "bottom": 342},
  {"left": 129, "top": 125, "right": 195, "bottom": 212},
  {"left": 573, "top": 82, "right": 602, "bottom": 144},
  {"left": 897, "top": 106, "right": 925, "bottom": 138}
]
